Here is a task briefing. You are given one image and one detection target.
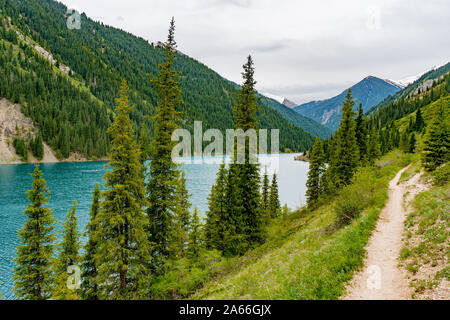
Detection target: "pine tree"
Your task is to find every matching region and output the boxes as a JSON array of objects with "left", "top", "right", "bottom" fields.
[
  {"left": 422, "top": 105, "right": 450, "bottom": 171},
  {"left": 205, "top": 162, "right": 228, "bottom": 250},
  {"left": 188, "top": 208, "right": 202, "bottom": 260},
  {"left": 414, "top": 107, "right": 425, "bottom": 132},
  {"left": 407, "top": 117, "right": 415, "bottom": 133},
  {"left": 322, "top": 136, "right": 337, "bottom": 195},
  {"left": 80, "top": 183, "right": 101, "bottom": 300},
  {"left": 408, "top": 133, "right": 416, "bottom": 154},
  {"left": 94, "top": 80, "right": 151, "bottom": 299},
  {"left": 268, "top": 173, "right": 281, "bottom": 217},
  {"left": 261, "top": 167, "right": 270, "bottom": 210},
  {"left": 306, "top": 138, "right": 325, "bottom": 206},
  {"left": 331, "top": 89, "right": 359, "bottom": 187},
  {"left": 138, "top": 125, "right": 151, "bottom": 163},
  {"left": 367, "top": 126, "right": 381, "bottom": 165},
  {"left": 52, "top": 201, "right": 81, "bottom": 300},
  {"left": 223, "top": 164, "right": 247, "bottom": 255},
  {"left": 399, "top": 130, "right": 410, "bottom": 153},
  {"left": 228, "top": 55, "right": 263, "bottom": 253},
  {"left": 13, "top": 164, "right": 56, "bottom": 300},
  {"left": 31, "top": 133, "right": 44, "bottom": 160},
  {"left": 168, "top": 171, "right": 192, "bottom": 259},
  {"left": 355, "top": 103, "right": 368, "bottom": 163},
  {"left": 147, "top": 18, "right": 184, "bottom": 269}
]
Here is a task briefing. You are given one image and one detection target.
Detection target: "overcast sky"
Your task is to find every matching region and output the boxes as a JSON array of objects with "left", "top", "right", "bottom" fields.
[{"left": 59, "top": 0, "right": 450, "bottom": 104}]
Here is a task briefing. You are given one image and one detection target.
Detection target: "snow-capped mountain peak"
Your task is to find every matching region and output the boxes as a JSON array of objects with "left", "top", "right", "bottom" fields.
[
  {"left": 388, "top": 64, "right": 443, "bottom": 88},
  {"left": 263, "top": 92, "right": 284, "bottom": 104},
  {"left": 263, "top": 93, "right": 297, "bottom": 108}
]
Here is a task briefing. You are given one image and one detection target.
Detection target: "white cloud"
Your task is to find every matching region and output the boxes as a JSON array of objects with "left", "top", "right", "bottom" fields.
[{"left": 60, "top": 0, "right": 450, "bottom": 103}]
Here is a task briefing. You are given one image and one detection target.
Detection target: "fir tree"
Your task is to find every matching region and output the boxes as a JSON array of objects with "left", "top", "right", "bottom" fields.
[
  {"left": 367, "top": 126, "right": 381, "bottom": 165},
  {"left": 268, "top": 173, "right": 281, "bottom": 217},
  {"left": 52, "top": 201, "right": 81, "bottom": 300},
  {"left": 355, "top": 103, "right": 368, "bottom": 163},
  {"left": 205, "top": 162, "right": 227, "bottom": 250},
  {"left": 422, "top": 105, "right": 450, "bottom": 171},
  {"left": 223, "top": 164, "right": 247, "bottom": 255},
  {"left": 80, "top": 183, "right": 101, "bottom": 300},
  {"left": 331, "top": 89, "right": 359, "bottom": 187},
  {"left": 306, "top": 138, "right": 325, "bottom": 206},
  {"left": 94, "top": 80, "right": 151, "bottom": 299},
  {"left": 407, "top": 117, "right": 415, "bottom": 133},
  {"left": 414, "top": 107, "right": 425, "bottom": 132},
  {"left": 228, "top": 55, "right": 263, "bottom": 253},
  {"left": 13, "top": 164, "right": 56, "bottom": 300},
  {"left": 139, "top": 125, "right": 151, "bottom": 163},
  {"left": 147, "top": 18, "right": 184, "bottom": 268},
  {"left": 168, "top": 171, "right": 192, "bottom": 260},
  {"left": 408, "top": 133, "right": 416, "bottom": 154},
  {"left": 261, "top": 167, "right": 270, "bottom": 210},
  {"left": 188, "top": 208, "right": 202, "bottom": 260},
  {"left": 399, "top": 130, "right": 410, "bottom": 153},
  {"left": 31, "top": 133, "right": 44, "bottom": 160}
]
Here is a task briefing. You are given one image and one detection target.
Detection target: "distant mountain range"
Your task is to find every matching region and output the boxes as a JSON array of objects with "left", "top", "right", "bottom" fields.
[{"left": 293, "top": 76, "right": 402, "bottom": 131}]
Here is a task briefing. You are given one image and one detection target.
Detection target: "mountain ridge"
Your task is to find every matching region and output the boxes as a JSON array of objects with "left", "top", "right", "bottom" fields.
[
  {"left": 0, "top": 0, "right": 326, "bottom": 158},
  {"left": 293, "top": 76, "right": 402, "bottom": 131}
]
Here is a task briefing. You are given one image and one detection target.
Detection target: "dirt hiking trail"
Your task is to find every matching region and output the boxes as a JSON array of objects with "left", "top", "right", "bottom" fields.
[{"left": 343, "top": 165, "right": 428, "bottom": 300}]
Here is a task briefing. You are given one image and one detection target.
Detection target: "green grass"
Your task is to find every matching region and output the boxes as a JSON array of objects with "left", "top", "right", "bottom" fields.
[
  {"left": 401, "top": 175, "right": 449, "bottom": 296},
  {"left": 399, "top": 153, "right": 421, "bottom": 184},
  {"left": 192, "top": 151, "right": 412, "bottom": 299}
]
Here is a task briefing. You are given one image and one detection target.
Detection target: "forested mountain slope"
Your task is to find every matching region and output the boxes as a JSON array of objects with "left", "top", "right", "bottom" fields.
[
  {"left": 367, "top": 65, "right": 450, "bottom": 128},
  {"left": 294, "top": 76, "right": 402, "bottom": 131},
  {"left": 0, "top": 0, "right": 321, "bottom": 159},
  {"left": 367, "top": 62, "right": 450, "bottom": 114}
]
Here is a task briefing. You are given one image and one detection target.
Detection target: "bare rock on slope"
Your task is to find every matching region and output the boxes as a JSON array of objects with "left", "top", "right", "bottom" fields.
[{"left": 0, "top": 98, "right": 58, "bottom": 164}]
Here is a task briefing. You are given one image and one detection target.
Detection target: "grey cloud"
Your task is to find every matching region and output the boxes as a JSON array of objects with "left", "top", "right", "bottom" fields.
[{"left": 59, "top": 0, "right": 450, "bottom": 103}]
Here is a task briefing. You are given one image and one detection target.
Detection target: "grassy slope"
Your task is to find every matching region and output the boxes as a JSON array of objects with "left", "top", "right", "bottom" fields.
[
  {"left": 193, "top": 151, "right": 413, "bottom": 299},
  {"left": 395, "top": 96, "right": 450, "bottom": 133},
  {"left": 392, "top": 96, "right": 449, "bottom": 298},
  {"left": 400, "top": 172, "right": 449, "bottom": 298}
]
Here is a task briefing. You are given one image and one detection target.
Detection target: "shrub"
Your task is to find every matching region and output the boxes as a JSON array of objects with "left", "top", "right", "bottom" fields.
[
  {"left": 335, "top": 167, "right": 381, "bottom": 226},
  {"left": 431, "top": 162, "right": 449, "bottom": 186}
]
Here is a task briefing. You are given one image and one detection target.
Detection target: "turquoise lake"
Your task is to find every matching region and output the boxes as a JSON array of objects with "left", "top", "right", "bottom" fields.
[{"left": 0, "top": 153, "right": 308, "bottom": 299}]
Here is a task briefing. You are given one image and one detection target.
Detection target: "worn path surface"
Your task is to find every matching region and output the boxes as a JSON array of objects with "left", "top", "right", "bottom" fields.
[{"left": 343, "top": 166, "right": 427, "bottom": 300}]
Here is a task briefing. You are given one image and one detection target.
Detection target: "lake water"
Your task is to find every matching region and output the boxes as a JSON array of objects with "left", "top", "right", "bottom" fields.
[{"left": 0, "top": 153, "right": 308, "bottom": 299}]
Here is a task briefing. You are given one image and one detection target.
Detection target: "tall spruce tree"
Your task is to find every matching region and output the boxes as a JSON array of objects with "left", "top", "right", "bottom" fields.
[
  {"left": 168, "top": 171, "right": 192, "bottom": 259},
  {"left": 367, "top": 125, "right": 381, "bottom": 164},
  {"left": 261, "top": 167, "right": 270, "bottom": 210},
  {"left": 205, "top": 163, "right": 228, "bottom": 250},
  {"left": 268, "top": 173, "right": 281, "bottom": 217},
  {"left": 408, "top": 133, "right": 416, "bottom": 154},
  {"left": 415, "top": 107, "right": 425, "bottom": 132},
  {"left": 52, "top": 201, "right": 81, "bottom": 300},
  {"left": 139, "top": 125, "right": 151, "bottom": 163},
  {"left": 306, "top": 138, "right": 325, "bottom": 206},
  {"left": 80, "top": 183, "right": 101, "bottom": 300},
  {"left": 188, "top": 208, "right": 202, "bottom": 260},
  {"left": 147, "top": 18, "right": 184, "bottom": 268},
  {"left": 13, "top": 164, "right": 56, "bottom": 300},
  {"left": 228, "top": 55, "right": 264, "bottom": 254},
  {"left": 399, "top": 130, "right": 410, "bottom": 153},
  {"left": 94, "top": 80, "right": 151, "bottom": 299},
  {"left": 331, "top": 89, "right": 359, "bottom": 187},
  {"left": 355, "top": 103, "right": 368, "bottom": 163},
  {"left": 422, "top": 105, "right": 450, "bottom": 171}
]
